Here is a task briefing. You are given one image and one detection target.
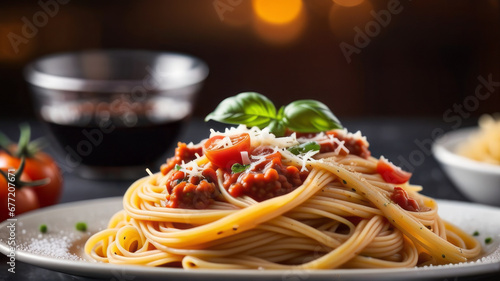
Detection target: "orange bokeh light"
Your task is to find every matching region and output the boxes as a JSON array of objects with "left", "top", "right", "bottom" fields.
[
  {"left": 252, "top": 11, "right": 305, "bottom": 45},
  {"left": 253, "top": 0, "right": 303, "bottom": 25}
]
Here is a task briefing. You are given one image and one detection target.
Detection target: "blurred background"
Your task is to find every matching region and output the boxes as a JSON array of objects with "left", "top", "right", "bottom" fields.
[{"left": 1, "top": 0, "right": 499, "bottom": 120}]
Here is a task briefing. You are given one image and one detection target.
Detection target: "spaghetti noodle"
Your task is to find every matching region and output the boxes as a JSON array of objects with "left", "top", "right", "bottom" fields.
[{"left": 85, "top": 125, "right": 481, "bottom": 269}]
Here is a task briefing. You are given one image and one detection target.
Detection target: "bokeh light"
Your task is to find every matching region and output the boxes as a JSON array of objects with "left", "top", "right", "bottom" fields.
[
  {"left": 251, "top": 0, "right": 305, "bottom": 45},
  {"left": 252, "top": 12, "right": 305, "bottom": 45},
  {"left": 253, "top": 0, "right": 303, "bottom": 25}
]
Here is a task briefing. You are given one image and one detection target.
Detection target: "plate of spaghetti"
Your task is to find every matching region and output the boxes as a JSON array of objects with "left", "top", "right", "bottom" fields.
[{"left": 1, "top": 93, "right": 499, "bottom": 280}]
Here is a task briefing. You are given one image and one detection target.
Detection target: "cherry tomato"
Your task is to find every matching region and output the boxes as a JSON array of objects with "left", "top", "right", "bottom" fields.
[
  {"left": 203, "top": 133, "right": 251, "bottom": 169},
  {"left": 0, "top": 169, "right": 41, "bottom": 221},
  {"left": 0, "top": 148, "right": 62, "bottom": 207},
  {"left": 0, "top": 125, "right": 63, "bottom": 209},
  {"left": 376, "top": 157, "right": 412, "bottom": 184}
]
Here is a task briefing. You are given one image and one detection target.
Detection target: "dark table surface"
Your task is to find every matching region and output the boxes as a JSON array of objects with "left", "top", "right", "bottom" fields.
[{"left": 1, "top": 117, "right": 499, "bottom": 281}]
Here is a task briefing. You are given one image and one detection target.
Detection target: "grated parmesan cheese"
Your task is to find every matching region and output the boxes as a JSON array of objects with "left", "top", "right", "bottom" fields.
[
  {"left": 247, "top": 155, "right": 269, "bottom": 172},
  {"left": 186, "top": 126, "right": 369, "bottom": 176},
  {"left": 332, "top": 138, "right": 348, "bottom": 155},
  {"left": 177, "top": 160, "right": 205, "bottom": 179},
  {"left": 247, "top": 146, "right": 280, "bottom": 172},
  {"left": 210, "top": 125, "right": 299, "bottom": 149},
  {"left": 337, "top": 128, "right": 369, "bottom": 147},
  {"left": 241, "top": 151, "right": 251, "bottom": 165},
  {"left": 280, "top": 147, "right": 319, "bottom": 172}
]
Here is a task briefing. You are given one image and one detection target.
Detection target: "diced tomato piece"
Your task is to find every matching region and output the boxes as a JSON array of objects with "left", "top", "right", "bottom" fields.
[
  {"left": 203, "top": 133, "right": 251, "bottom": 170},
  {"left": 376, "top": 157, "right": 412, "bottom": 184},
  {"left": 391, "top": 187, "right": 420, "bottom": 212}
]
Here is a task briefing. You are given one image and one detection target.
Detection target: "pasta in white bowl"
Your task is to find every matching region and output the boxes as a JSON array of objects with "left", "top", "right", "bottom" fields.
[{"left": 433, "top": 123, "right": 500, "bottom": 207}]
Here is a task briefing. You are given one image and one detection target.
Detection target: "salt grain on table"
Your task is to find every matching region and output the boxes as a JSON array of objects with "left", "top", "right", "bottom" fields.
[{"left": 17, "top": 233, "right": 83, "bottom": 261}]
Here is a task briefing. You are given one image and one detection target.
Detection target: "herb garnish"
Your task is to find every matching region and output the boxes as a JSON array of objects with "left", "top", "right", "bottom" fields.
[
  {"left": 231, "top": 163, "right": 250, "bottom": 173},
  {"left": 75, "top": 222, "right": 87, "bottom": 231},
  {"left": 205, "top": 92, "right": 342, "bottom": 136},
  {"left": 288, "top": 141, "right": 321, "bottom": 155}
]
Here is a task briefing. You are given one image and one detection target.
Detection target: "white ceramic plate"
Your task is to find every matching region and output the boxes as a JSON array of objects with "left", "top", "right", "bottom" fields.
[{"left": 1, "top": 197, "right": 499, "bottom": 280}]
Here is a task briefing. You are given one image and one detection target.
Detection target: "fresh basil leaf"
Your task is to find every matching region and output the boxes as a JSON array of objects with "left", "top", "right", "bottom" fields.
[
  {"left": 205, "top": 92, "right": 277, "bottom": 128},
  {"left": 288, "top": 141, "right": 321, "bottom": 155},
  {"left": 282, "top": 100, "right": 342, "bottom": 132},
  {"left": 267, "top": 119, "right": 286, "bottom": 137},
  {"left": 276, "top": 106, "right": 284, "bottom": 120},
  {"left": 231, "top": 163, "right": 250, "bottom": 173},
  {"left": 174, "top": 164, "right": 182, "bottom": 171}
]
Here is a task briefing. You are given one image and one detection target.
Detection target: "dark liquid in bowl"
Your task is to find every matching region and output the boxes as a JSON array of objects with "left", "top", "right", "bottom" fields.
[{"left": 45, "top": 116, "right": 185, "bottom": 167}]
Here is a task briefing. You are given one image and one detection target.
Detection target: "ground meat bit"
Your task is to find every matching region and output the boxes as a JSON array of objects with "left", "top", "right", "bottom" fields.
[
  {"left": 161, "top": 142, "right": 203, "bottom": 175},
  {"left": 165, "top": 169, "right": 219, "bottom": 209},
  {"left": 223, "top": 152, "right": 307, "bottom": 202}
]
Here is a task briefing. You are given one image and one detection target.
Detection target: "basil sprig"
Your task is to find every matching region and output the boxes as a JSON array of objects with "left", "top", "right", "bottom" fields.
[{"left": 205, "top": 92, "right": 342, "bottom": 136}]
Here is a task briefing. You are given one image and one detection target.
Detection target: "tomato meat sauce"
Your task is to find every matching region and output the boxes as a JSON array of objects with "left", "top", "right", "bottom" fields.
[
  {"left": 322, "top": 131, "right": 370, "bottom": 158},
  {"left": 165, "top": 168, "right": 219, "bottom": 209},
  {"left": 223, "top": 149, "right": 308, "bottom": 202},
  {"left": 161, "top": 142, "right": 203, "bottom": 175},
  {"left": 161, "top": 142, "right": 308, "bottom": 209},
  {"left": 290, "top": 130, "right": 371, "bottom": 159},
  {"left": 160, "top": 130, "right": 373, "bottom": 209}
]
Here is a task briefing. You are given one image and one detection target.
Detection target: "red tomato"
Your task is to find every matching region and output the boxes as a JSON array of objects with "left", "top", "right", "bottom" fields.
[
  {"left": 203, "top": 133, "right": 251, "bottom": 169},
  {"left": 0, "top": 148, "right": 62, "bottom": 207},
  {"left": 0, "top": 169, "right": 41, "bottom": 221},
  {"left": 376, "top": 157, "right": 412, "bottom": 184},
  {"left": 0, "top": 173, "right": 7, "bottom": 221}
]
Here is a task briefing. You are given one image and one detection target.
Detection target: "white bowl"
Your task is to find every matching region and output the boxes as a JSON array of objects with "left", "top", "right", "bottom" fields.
[{"left": 433, "top": 127, "right": 500, "bottom": 206}]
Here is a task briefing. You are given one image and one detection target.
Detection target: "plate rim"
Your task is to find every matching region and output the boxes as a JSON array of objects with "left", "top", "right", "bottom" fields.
[{"left": 1, "top": 197, "right": 500, "bottom": 280}]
